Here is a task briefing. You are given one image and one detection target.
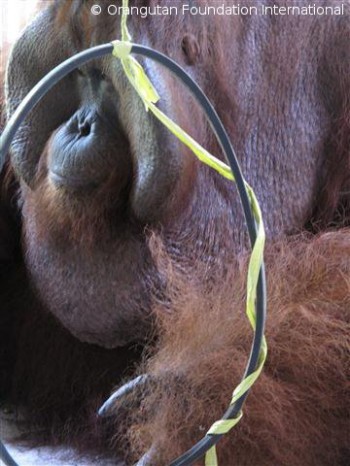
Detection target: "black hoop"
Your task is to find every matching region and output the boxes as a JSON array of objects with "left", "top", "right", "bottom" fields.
[{"left": 0, "top": 43, "right": 266, "bottom": 466}]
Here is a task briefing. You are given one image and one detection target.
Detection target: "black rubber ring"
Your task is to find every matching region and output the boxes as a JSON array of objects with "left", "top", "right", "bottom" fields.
[{"left": 0, "top": 42, "right": 266, "bottom": 466}]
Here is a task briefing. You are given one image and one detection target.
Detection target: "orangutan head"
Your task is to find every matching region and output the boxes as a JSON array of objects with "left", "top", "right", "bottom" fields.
[
  {"left": 4, "top": 1, "right": 238, "bottom": 349},
  {"left": 4, "top": 0, "right": 349, "bottom": 349}
]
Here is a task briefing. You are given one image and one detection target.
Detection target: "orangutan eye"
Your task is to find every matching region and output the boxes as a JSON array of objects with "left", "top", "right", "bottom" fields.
[
  {"left": 76, "top": 68, "right": 107, "bottom": 80},
  {"left": 181, "top": 33, "right": 200, "bottom": 65}
]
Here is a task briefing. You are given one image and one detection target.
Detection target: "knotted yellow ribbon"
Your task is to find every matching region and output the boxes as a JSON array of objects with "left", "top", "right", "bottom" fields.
[{"left": 112, "top": 1, "right": 267, "bottom": 464}]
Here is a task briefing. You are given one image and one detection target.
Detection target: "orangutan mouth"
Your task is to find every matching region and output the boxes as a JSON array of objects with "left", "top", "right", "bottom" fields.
[{"left": 47, "top": 105, "right": 132, "bottom": 191}]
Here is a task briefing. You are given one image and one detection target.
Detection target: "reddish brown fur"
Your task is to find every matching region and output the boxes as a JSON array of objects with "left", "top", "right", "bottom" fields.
[
  {"left": 10, "top": 229, "right": 345, "bottom": 464},
  {"left": 118, "top": 230, "right": 350, "bottom": 465}
]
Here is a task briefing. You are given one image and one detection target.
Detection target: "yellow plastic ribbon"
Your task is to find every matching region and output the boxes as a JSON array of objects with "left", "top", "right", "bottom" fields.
[
  {"left": 205, "top": 184, "right": 267, "bottom": 465},
  {"left": 113, "top": 1, "right": 267, "bottom": 465},
  {"left": 112, "top": 41, "right": 234, "bottom": 181}
]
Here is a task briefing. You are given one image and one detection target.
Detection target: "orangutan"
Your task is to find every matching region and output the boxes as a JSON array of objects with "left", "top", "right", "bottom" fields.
[{"left": 1, "top": 1, "right": 349, "bottom": 465}]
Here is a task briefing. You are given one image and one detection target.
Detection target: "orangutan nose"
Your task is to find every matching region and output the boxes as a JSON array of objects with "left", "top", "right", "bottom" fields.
[
  {"left": 78, "top": 117, "right": 91, "bottom": 137},
  {"left": 68, "top": 109, "right": 96, "bottom": 139}
]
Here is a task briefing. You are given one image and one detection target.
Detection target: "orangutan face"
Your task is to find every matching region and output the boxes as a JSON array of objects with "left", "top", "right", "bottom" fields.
[
  {"left": 6, "top": 0, "right": 341, "bottom": 349},
  {"left": 5, "top": 1, "right": 228, "bottom": 348}
]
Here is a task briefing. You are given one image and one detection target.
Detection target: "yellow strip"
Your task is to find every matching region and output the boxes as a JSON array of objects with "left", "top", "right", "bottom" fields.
[
  {"left": 207, "top": 413, "right": 243, "bottom": 435},
  {"left": 112, "top": 40, "right": 132, "bottom": 60},
  {"left": 112, "top": 41, "right": 234, "bottom": 180},
  {"left": 113, "top": 2, "right": 267, "bottom": 465},
  {"left": 121, "top": 0, "right": 131, "bottom": 42},
  {"left": 205, "top": 413, "right": 243, "bottom": 466}
]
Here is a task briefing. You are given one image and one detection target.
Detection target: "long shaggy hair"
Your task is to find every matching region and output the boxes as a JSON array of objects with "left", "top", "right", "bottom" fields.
[
  {"left": 4, "top": 229, "right": 349, "bottom": 466},
  {"left": 107, "top": 229, "right": 350, "bottom": 465}
]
